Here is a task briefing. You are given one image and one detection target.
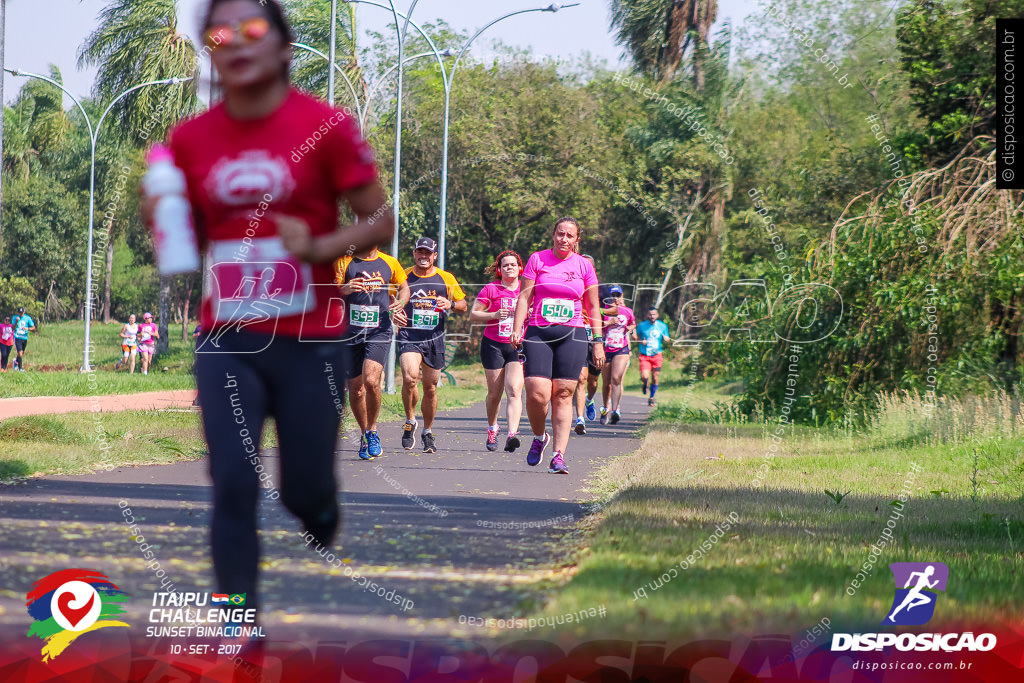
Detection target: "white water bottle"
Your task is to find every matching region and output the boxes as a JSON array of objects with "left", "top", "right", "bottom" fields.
[{"left": 144, "top": 144, "right": 200, "bottom": 274}]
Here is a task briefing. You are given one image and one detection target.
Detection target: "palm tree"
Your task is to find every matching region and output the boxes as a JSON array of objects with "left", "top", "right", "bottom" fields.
[
  {"left": 2, "top": 66, "right": 73, "bottom": 182},
  {"left": 77, "top": 0, "right": 199, "bottom": 147},
  {"left": 610, "top": 0, "right": 718, "bottom": 90},
  {"left": 286, "top": 0, "right": 365, "bottom": 107},
  {"left": 79, "top": 0, "right": 200, "bottom": 348}
]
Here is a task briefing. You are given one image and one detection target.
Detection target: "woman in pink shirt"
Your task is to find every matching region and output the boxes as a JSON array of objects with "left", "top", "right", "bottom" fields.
[
  {"left": 510, "top": 217, "right": 604, "bottom": 474},
  {"left": 471, "top": 250, "right": 525, "bottom": 453},
  {"left": 0, "top": 316, "right": 14, "bottom": 372}
]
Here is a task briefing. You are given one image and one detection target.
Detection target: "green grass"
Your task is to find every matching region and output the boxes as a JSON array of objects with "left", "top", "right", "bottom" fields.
[
  {"left": 535, "top": 373, "right": 1024, "bottom": 641},
  {"left": 2, "top": 321, "right": 493, "bottom": 401},
  {"left": 1, "top": 320, "right": 197, "bottom": 397},
  {"left": 0, "top": 411, "right": 211, "bottom": 480},
  {"left": 0, "top": 359, "right": 486, "bottom": 479}
]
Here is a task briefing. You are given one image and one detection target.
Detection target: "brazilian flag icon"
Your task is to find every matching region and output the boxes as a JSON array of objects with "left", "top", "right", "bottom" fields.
[{"left": 229, "top": 594, "right": 246, "bottom": 605}]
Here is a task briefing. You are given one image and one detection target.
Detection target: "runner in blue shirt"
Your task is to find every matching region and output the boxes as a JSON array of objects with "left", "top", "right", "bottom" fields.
[
  {"left": 635, "top": 308, "right": 671, "bottom": 406},
  {"left": 11, "top": 306, "right": 36, "bottom": 372}
]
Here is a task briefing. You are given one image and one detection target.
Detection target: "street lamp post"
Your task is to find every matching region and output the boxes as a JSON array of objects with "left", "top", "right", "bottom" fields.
[
  {"left": 360, "top": 48, "right": 452, "bottom": 130},
  {"left": 3, "top": 68, "right": 185, "bottom": 372},
  {"left": 345, "top": 0, "right": 448, "bottom": 394},
  {"left": 436, "top": 3, "right": 579, "bottom": 269},
  {"left": 328, "top": 0, "right": 338, "bottom": 104},
  {"left": 291, "top": 41, "right": 363, "bottom": 125}
]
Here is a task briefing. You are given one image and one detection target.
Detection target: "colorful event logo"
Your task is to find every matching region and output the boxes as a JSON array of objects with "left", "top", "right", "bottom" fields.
[
  {"left": 25, "top": 569, "right": 130, "bottom": 662},
  {"left": 883, "top": 562, "right": 949, "bottom": 626}
]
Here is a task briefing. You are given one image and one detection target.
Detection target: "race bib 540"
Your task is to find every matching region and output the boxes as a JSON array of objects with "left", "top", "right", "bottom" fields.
[{"left": 540, "top": 298, "right": 574, "bottom": 324}]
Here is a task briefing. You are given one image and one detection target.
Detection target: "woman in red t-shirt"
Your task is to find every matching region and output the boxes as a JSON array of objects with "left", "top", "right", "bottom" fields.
[{"left": 148, "top": 0, "right": 393, "bottom": 618}]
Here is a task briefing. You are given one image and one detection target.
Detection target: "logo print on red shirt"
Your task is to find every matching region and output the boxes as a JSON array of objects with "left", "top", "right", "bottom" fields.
[{"left": 205, "top": 151, "right": 296, "bottom": 207}]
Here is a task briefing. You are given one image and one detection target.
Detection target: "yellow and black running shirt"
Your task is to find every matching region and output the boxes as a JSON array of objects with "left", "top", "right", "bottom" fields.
[
  {"left": 400, "top": 267, "right": 467, "bottom": 341},
  {"left": 334, "top": 251, "right": 407, "bottom": 337}
]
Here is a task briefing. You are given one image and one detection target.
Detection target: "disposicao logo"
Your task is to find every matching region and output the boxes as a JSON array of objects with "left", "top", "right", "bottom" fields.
[
  {"left": 884, "top": 562, "right": 948, "bottom": 626},
  {"left": 26, "top": 569, "right": 130, "bottom": 661},
  {"left": 832, "top": 562, "right": 996, "bottom": 653}
]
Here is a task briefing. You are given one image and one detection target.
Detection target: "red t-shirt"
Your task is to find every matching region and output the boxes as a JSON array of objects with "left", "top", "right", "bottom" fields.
[{"left": 168, "top": 89, "right": 378, "bottom": 338}]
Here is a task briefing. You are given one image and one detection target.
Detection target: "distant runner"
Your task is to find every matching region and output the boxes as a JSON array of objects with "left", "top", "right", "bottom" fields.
[
  {"left": 138, "top": 312, "right": 159, "bottom": 376},
  {"left": 335, "top": 245, "right": 410, "bottom": 459},
  {"left": 117, "top": 314, "right": 140, "bottom": 373},
  {"left": 636, "top": 307, "right": 671, "bottom": 407},
  {"left": 600, "top": 285, "right": 636, "bottom": 424},
  {"left": 11, "top": 306, "right": 36, "bottom": 372},
  {"left": 398, "top": 237, "right": 467, "bottom": 453},
  {"left": 470, "top": 250, "right": 524, "bottom": 452},
  {"left": 573, "top": 263, "right": 617, "bottom": 434},
  {"left": 0, "top": 316, "right": 13, "bottom": 372}
]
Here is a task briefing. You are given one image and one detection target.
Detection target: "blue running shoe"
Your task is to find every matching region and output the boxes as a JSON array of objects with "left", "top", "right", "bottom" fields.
[
  {"left": 366, "top": 431, "right": 383, "bottom": 458},
  {"left": 526, "top": 433, "right": 550, "bottom": 466},
  {"left": 358, "top": 434, "right": 371, "bottom": 460},
  {"left": 585, "top": 399, "right": 597, "bottom": 422}
]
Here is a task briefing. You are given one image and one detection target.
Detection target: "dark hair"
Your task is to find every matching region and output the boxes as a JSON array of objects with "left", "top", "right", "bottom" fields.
[
  {"left": 490, "top": 250, "right": 523, "bottom": 278},
  {"left": 202, "top": 0, "right": 295, "bottom": 80}
]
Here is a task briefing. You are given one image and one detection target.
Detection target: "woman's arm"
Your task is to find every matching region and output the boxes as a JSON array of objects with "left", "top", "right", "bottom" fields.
[
  {"left": 469, "top": 297, "right": 499, "bottom": 324},
  {"left": 279, "top": 182, "right": 394, "bottom": 264},
  {"left": 509, "top": 278, "right": 535, "bottom": 348},
  {"left": 584, "top": 285, "right": 603, "bottom": 339}
]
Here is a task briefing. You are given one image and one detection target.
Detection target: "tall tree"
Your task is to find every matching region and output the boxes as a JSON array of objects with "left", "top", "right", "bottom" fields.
[
  {"left": 2, "top": 66, "right": 74, "bottom": 182},
  {"left": 610, "top": 0, "right": 718, "bottom": 89},
  {"left": 77, "top": 0, "right": 199, "bottom": 146},
  {"left": 286, "top": 0, "right": 365, "bottom": 107},
  {"left": 79, "top": 0, "right": 200, "bottom": 345}
]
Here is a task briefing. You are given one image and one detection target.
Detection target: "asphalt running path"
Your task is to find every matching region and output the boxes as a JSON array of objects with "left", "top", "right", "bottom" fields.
[
  {"left": 0, "top": 389, "right": 197, "bottom": 420},
  {"left": 0, "top": 394, "right": 651, "bottom": 643}
]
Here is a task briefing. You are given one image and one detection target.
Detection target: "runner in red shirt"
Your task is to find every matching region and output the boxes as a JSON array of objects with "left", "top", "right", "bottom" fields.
[{"left": 148, "top": 0, "right": 393, "bottom": 622}]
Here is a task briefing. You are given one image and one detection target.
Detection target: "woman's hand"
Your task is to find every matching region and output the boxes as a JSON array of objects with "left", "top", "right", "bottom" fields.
[
  {"left": 276, "top": 214, "right": 318, "bottom": 261},
  {"left": 592, "top": 344, "right": 606, "bottom": 370},
  {"left": 509, "top": 328, "right": 524, "bottom": 348}
]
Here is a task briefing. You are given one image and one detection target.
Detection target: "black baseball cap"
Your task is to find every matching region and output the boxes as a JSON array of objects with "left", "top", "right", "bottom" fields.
[
  {"left": 414, "top": 237, "right": 437, "bottom": 252},
  {"left": 17, "top": 307, "right": 24, "bottom": 313}
]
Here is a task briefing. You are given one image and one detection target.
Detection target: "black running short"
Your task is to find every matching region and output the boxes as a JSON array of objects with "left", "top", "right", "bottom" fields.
[
  {"left": 399, "top": 336, "right": 446, "bottom": 370},
  {"left": 14, "top": 338, "right": 27, "bottom": 352},
  {"left": 480, "top": 336, "right": 521, "bottom": 370},
  {"left": 344, "top": 333, "right": 391, "bottom": 380},
  {"left": 523, "top": 325, "right": 588, "bottom": 380},
  {"left": 604, "top": 345, "right": 631, "bottom": 359}
]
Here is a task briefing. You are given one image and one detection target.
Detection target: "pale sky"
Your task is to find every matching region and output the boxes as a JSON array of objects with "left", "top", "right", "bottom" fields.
[{"left": 3, "top": 0, "right": 757, "bottom": 106}]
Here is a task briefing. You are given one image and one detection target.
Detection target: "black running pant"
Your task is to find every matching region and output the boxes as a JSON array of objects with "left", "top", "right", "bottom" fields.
[{"left": 194, "top": 330, "right": 347, "bottom": 608}]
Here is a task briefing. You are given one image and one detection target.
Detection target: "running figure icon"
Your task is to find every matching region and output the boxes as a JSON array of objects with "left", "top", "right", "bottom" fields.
[{"left": 886, "top": 565, "right": 939, "bottom": 623}]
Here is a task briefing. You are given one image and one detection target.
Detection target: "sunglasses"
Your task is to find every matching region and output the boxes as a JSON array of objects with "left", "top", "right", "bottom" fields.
[{"left": 203, "top": 16, "right": 271, "bottom": 50}]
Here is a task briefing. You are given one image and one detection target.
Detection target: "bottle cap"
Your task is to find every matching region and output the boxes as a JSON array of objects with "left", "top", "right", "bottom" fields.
[{"left": 147, "top": 144, "right": 174, "bottom": 164}]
